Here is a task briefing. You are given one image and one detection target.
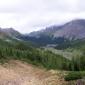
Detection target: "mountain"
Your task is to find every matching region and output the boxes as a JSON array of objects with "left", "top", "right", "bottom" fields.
[
  {"left": 0, "top": 28, "right": 22, "bottom": 41},
  {"left": 0, "top": 19, "right": 85, "bottom": 47},
  {"left": 22, "top": 19, "right": 85, "bottom": 46},
  {"left": 0, "top": 28, "right": 26, "bottom": 48},
  {"left": 54, "top": 19, "right": 85, "bottom": 40},
  {"left": 0, "top": 28, "right": 34, "bottom": 50},
  {"left": 29, "top": 19, "right": 85, "bottom": 40},
  {"left": 29, "top": 25, "right": 62, "bottom": 37},
  {"left": 2, "top": 28, "right": 21, "bottom": 37}
]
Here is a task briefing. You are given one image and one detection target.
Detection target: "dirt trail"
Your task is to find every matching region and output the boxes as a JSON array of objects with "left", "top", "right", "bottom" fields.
[{"left": 0, "top": 60, "right": 66, "bottom": 85}]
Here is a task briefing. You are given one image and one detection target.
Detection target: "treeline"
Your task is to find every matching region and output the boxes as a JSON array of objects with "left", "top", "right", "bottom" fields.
[
  {"left": 0, "top": 41, "right": 70, "bottom": 70},
  {"left": 69, "top": 55, "right": 85, "bottom": 71},
  {"left": 0, "top": 40, "right": 85, "bottom": 71},
  {"left": 55, "top": 39, "right": 85, "bottom": 50}
]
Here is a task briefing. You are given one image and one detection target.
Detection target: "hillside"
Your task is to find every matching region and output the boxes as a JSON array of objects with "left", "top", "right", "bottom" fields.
[
  {"left": 0, "top": 28, "right": 21, "bottom": 40},
  {"left": 22, "top": 19, "right": 85, "bottom": 46},
  {"left": 0, "top": 33, "right": 71, "bottom": 71},
  {"left": 54, "top": 19, "right": 85, "bottom": 40},
  {"left": 0, "top": 29, "right": 70, "bottom": 85},
  {"left": 0, "top": 60, "right": 67, "bottom": 85}
]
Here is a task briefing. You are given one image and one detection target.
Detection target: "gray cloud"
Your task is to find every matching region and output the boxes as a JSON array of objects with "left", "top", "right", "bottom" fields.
[{"left": 0, "top": 0, "right": 85, "bottom": 33}]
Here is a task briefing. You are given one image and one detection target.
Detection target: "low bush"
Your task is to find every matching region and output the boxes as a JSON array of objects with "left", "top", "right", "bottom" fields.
[{"left": 64, "top": 71, "right": 85, "bottom": 81}]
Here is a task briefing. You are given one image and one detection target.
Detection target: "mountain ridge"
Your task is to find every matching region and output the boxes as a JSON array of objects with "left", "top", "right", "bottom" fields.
[
  {"left": 0, "top": 19, "right": 85, "bottom": 46},
  {"left": 21, "top": 19, "right": 85, "bottom": 46},
  {"left": 28, "top": 19, "right": 85, "bottom": 40}
]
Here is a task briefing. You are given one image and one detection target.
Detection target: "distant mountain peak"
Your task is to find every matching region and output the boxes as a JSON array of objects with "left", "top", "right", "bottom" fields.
[
  {"left": 0, "top": 27, "right": 22, "bottom": 40},
  {"left": 53, "top": 19, "right": 85, "bottom": 40},
  {"left": 3, "top": 28, "right": 19, "bottom": 33}
]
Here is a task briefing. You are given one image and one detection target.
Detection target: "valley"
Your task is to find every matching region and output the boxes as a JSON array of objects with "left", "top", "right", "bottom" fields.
[
  {"left": 0, "top": 19, "right": 85, "bottom": 85},
  {"left": 44, "top": 47, "right": 83, "bottom": 60},
  {"left": 0, "top": 0, "right": 85, "bottom": 84}
]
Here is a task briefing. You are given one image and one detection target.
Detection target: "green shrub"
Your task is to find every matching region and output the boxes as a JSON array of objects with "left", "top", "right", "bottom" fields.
[{"left": 65, "top": 72, "right": 83, "bottom": 81}]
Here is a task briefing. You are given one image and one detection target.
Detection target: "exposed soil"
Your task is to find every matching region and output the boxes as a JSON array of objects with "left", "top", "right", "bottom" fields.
[{"left": 0, "top": 60, "right": 67, "bottom": 85}]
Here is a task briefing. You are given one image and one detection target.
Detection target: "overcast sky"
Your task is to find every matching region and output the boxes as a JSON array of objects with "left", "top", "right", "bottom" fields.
[{"left": 0, "top": 0, "right": 85, "bottom": 33}]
